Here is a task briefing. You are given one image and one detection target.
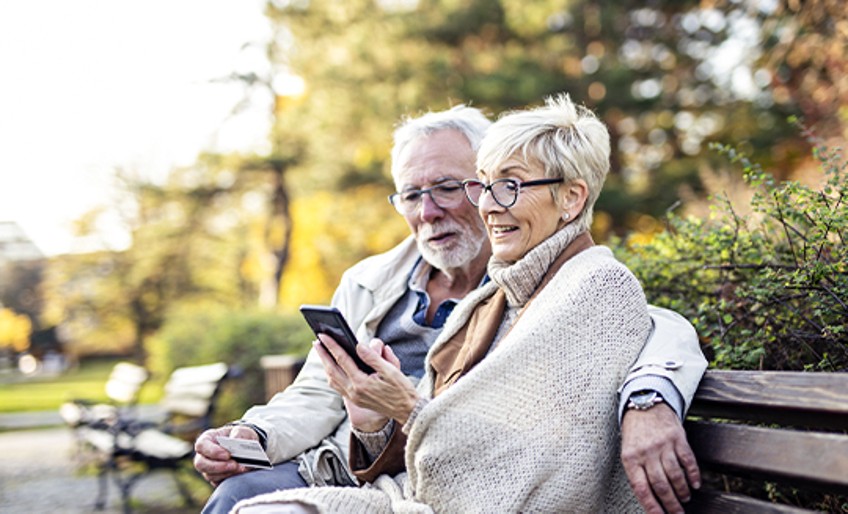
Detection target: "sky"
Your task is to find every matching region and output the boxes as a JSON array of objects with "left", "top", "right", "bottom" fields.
[{"left": 0, "top": 0, "right": 273, "bottom": 257}]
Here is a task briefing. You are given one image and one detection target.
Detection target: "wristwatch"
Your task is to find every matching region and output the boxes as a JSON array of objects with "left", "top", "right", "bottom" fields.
[{"left": 626, "top": 390, "right": 664, "bottom": 411}]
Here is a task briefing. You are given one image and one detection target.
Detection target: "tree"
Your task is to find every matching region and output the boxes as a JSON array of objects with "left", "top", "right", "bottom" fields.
[
  {"left": 261, "top": 0, "right": 827, "bottom": 225},
  {"left": 0, "top": 307, "right": 31, "bottom": 355},
  {"left": 41, "top": 159, "right": 271, "bottom": 359},
  {"left": 0, "top": 258, "right": 44, "bottom": 330},
  {"left": 750, "top": 0, "right": 847, "bottom": 139},
  {"left": 40, "top": 0, "right": 848, "bottom": 360}
]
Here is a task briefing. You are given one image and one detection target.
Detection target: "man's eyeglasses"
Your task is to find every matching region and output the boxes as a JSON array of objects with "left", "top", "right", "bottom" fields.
[
  {"left": 462, "top": 177, "right": 564, "bottom": 208},
  {"left": 388, "top": 180, "right": 466, "bottom": 215}
]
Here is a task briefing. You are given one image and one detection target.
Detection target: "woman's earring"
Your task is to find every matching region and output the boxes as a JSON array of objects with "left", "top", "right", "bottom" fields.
[{"left": 561, "top": 212, "right": 570, "bottom": 221}]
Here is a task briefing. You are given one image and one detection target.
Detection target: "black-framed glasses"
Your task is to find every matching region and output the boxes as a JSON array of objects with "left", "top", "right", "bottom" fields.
[
  {"left": 388, "top": 180, "right": 466, "bottom": 215},
  {"left": 462, "top": 177, "right": 564, "bottom": 208}
]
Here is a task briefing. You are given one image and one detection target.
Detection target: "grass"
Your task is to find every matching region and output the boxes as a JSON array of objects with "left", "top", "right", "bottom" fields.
[{"left": 0, "top": 358, "right": 165, "bottom": 413}]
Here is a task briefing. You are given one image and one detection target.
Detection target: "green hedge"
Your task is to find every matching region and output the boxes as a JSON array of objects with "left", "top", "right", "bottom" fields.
[
  {"left": 616, "top": 121, "right": 847, "bottom": 372},
  {"left": 146, "top": 305, "right": 313, "bottom": 422}
]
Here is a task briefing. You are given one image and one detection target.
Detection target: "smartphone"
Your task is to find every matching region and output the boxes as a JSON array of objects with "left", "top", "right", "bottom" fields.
[{"left": 299, "top": 304, "right": 375, "bottom": 374}]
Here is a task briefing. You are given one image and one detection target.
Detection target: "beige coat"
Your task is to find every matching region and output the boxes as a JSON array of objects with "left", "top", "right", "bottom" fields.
[{"left": 242, "top": 236, "right": 705, "bottom": 487}]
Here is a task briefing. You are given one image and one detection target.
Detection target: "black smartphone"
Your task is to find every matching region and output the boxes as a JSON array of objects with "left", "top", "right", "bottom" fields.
[{"left": 299, "top": 305, "right": 375, "bottom": 374}]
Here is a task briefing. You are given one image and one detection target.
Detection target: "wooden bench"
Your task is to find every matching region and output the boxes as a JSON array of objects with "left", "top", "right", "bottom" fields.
[
  {"left": 77, "top": 361, "right": 231, "bottom": 513},
  {"left": 684, "top": 369, "right": 848, "bottom": 513}
]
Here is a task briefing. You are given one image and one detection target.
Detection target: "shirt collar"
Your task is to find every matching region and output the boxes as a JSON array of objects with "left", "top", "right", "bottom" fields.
[{"left": 407, "top": 257, "right": 489, "bottom": 295}]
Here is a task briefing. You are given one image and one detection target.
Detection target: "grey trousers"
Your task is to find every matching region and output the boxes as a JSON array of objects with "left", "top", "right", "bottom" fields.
[{"left": 201, "top": 460, "right": 308, "bottom": 514}]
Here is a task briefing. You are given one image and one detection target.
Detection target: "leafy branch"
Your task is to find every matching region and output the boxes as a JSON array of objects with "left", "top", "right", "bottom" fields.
[{"left": 617, "top": 121, "right": 848, "bottom": 371}]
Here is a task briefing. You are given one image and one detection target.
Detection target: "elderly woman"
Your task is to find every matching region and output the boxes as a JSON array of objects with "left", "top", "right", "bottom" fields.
[{"left": 234, "top": 93, "right": 648, "bottom": 513}]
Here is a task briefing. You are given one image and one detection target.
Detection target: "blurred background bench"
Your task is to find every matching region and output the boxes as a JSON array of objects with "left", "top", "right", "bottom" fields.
[{"left": 72, "top": 361, "right": 231, "bottom": 514}]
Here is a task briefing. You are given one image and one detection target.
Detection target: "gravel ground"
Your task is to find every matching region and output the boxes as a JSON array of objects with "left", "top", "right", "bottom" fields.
[{"left": 0, "top": 427, "right": 209, "bottom": 513}]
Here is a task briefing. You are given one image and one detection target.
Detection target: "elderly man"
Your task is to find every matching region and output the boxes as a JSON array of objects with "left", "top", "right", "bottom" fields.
[{"left": 195, "top": 105, "right": 706, "bottom": 514}]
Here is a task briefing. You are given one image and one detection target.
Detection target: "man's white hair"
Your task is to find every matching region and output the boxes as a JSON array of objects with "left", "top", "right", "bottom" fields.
[{"left": 390, "top": 104, "right": 492, "bottom": 183}]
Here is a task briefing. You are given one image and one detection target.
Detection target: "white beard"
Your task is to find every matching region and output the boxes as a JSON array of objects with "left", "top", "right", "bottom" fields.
[{"left": 416, "top": 219, "right": 487, "bottom": 270}]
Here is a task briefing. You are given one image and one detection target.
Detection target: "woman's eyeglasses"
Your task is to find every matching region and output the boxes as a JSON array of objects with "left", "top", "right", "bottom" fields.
[{"left": 462, "top": 178, "right": 564, "bottom": 208}]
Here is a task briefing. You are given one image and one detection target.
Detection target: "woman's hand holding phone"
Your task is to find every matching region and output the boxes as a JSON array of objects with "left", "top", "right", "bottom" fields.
[{"left": 314, "top": 334, "right": 420, "bottom": 425}]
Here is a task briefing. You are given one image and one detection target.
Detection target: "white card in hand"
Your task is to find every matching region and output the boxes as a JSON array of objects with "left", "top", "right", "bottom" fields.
[{"left": 218, "top": 436, "right": 274, "bottom": 469}]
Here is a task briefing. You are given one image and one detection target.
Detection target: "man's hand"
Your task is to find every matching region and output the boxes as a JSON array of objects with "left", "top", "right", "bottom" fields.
[
  {"left": 194, "top": 425, "right": 258, "bottom": 486},
  {"left": 620, "top": 403, "right": 701, "bottom": 514}
]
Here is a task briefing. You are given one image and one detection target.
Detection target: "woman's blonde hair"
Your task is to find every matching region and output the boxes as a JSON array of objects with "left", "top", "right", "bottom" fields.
[{"left": 476, "top": 93, "right": 610, "bottom": 232}]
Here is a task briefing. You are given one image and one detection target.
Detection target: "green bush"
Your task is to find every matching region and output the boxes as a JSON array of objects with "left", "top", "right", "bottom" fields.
[
  {"left": 616, "top": 122, "right": 847, "bottom": 371},
  {"left": 146, "top": 305, "right": 313, "bottom": 422}
]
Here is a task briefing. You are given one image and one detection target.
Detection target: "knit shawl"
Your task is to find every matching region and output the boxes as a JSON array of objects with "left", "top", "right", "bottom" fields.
[{"left": 233, "top": 225, "right": 651, "bottom": 514}]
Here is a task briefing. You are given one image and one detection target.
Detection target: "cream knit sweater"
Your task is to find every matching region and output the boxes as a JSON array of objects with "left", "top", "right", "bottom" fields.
[{"left": 233, "top": 225, "right": 650, "bottom": 513}]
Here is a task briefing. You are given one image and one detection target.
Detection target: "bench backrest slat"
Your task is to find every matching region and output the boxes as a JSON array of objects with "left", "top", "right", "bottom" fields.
[
  {"left": 160, "top": 362, "right": 229, "bottom": 418},
  {"left": 104, "top": 362, "right": 149, "bottom": 404},
  {"left": 689, "top": 370, "right": 848, "bottom": 430},
  {"left": 686, "top": 420, "right": 848, "bottom": 494}
]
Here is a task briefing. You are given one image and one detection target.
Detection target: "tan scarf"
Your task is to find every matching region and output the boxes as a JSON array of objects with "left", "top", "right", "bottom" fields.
[{"left": 429, "top": 227, "right": 594, "bottom": 396}]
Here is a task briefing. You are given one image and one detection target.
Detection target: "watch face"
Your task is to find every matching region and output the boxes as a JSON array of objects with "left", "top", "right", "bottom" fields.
[{"left": 631, "top": 391, "right": 659, "bottom": 408}]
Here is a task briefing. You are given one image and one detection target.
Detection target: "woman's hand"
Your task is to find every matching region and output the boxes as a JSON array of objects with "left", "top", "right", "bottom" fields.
[
  {"left": 343, "top": 396, "right": 389, "bottom": 433},
  {"left": 314, "top": 334, "right": 420, "bottom": 425}
]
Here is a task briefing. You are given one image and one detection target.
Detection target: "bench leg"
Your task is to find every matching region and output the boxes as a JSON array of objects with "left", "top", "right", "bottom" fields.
[
  {"left": 117, "top": 477, "right": 134, "bottom": 514},
  {"left": 171, "top": 467, "right": 197, "bottom": 507},
  {"left": 111, "top": 469, "right": 144, "bottom": 514},
  {"left": 94, "top": 459, "right": 110, "bottom": 510},
  {"left": 94, "top": 454, "right": 137, "bottom": 513}
]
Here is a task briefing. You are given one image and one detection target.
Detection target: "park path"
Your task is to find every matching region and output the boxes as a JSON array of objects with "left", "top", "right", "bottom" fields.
[{"left": 0, "top": 425, "right": 205, "bottom": 513}]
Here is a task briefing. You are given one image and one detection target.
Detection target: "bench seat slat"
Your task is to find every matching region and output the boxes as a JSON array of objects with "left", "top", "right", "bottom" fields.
[
  {"left": 686, "top": 420, "right": 848, "bottom": 494},
  {"left": 686, "top": 489, "right": 813, "bottom": 513},
  {"left": 163, "top": 382, "right": 219, "bottom": 399},
  {"left": 161, "top": 397, "right": 217, "bottom": 418}
]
